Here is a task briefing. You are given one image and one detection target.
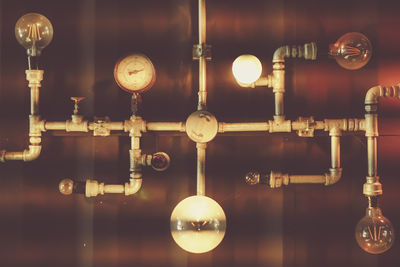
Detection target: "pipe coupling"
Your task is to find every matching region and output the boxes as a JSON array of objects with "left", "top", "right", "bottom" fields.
[
  {"left": 363, "top": 176, "right": 383, "bottom": 196},
  {"left": 269, "top": 171, "right": 289, "bottom": 188}
]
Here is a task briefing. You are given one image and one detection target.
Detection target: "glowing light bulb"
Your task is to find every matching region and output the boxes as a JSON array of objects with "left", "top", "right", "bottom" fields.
[
  {"left": 59, "top": 179, "right": 74, "bottom": 195},
  {"left": 170, "top": 195, "right": 226, "bottom": 253},
  {"left": 329, "top": 32, "right": 372, "bottom": 70},
  {"left": 15, "top": 13, "right": 53, "bottom": 56},
  {"left": 232, "top": 54, "right": 262, "bottom": 85},
  {"left": 355, "top": 207, "right": 395, "bottom": 254}
]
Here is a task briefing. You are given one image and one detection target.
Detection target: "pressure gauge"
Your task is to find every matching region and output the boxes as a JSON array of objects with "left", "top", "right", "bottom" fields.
[{"left": 114, "top": 54, "right": 156, "bottom": 93}]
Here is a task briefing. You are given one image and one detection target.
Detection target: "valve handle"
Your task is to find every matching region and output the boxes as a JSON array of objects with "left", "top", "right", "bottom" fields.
[{"left": 70, "top": 97, "right": 86, "bottom": 115}]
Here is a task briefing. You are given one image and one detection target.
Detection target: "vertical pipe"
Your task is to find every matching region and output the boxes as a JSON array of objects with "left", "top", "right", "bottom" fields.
[
  {"left": 198, "top": 0, "right": 207, "bottom": 110},
  {"left": 331, "top": 135, "right": 340, "bottom": 169},
  {"left": 196, "top": 143, "right": 206, "bottom": 196},
  {"left": 274, "top": 92, "right": 284, "bottom": 116},
  {"left": 30, "top": 87, "right": 39, "bottom": 115},
  {"left": 198, "top": 0, "right": 206, "bottom": 44},
  {"left": 367, "top": 136, "right": 377, "bottom": 177}
]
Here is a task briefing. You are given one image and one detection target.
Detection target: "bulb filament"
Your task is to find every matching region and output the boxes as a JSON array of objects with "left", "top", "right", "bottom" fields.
[
  {"left": 340, "top": 45, "right": 361, "bottom": 59},
  {"left": 191, "top": 220, "right": 209, "bottom": 231},
  {"left": 368, "top": 225, "right": 382, "bottom": 241},
  {"left": 27, "top": 24, "right": 42, "bottom": 42}
]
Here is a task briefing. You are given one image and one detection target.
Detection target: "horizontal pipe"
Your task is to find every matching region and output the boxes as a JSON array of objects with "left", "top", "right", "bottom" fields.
[
  {"left": 146, "top": 122, "right": 185, "bottom": 132},
  {"left": 289, "top": 175, "right": 326, "bottom": 184},
  {"left": 45, "top": 121, "right": 67, "bottom": 130},
  {"left": 1, "top": 145, "right": 42, "bottom": 162},
  {"left": 218, "top": 122, "right": 269, "bottom": 132},
  {"left": 104, "top": 184, "right": 125, "bottom": 194}
]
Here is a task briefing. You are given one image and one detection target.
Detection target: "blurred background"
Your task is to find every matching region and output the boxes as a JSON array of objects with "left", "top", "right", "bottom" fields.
[{"left": 0, "top": 0, "right": 400, "bottom": 266}]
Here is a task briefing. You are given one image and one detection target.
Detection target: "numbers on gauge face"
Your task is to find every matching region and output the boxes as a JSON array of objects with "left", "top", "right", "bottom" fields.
[{"left": 114, "top": 54, "right": 156, "bottom": 93}]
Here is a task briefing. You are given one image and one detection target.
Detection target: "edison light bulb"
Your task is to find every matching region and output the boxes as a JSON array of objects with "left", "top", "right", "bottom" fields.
[
  {"left": 329, "top": 32, "right": 372, "bottom": 70},
  {"left": 232, "top": 54, "right": 262, "bottom": 85},
  {"left": 170, "top": 195, "right": 226, "bottom": 253},
  {"left": 15, "top": 13, "right": 53, "bottom": 56},
  {"left": 355, "top": 207, "right": 394, "bottom": 254}
]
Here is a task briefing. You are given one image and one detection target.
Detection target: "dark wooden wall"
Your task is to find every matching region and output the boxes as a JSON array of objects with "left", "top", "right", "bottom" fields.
[{"left": 0, "top": 0, "right": 400, "bottom": 266}]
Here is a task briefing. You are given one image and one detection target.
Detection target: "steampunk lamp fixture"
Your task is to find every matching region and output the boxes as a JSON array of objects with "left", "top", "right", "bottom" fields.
[{"left": 1, "top": 0, "right": 399, "bottom": 256}]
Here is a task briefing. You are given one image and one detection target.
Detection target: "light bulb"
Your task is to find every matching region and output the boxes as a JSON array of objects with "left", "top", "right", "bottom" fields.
[
  {"left": 15, "top": 13, "right": 53, "bottom": 56},
  {"left": 355, "top": 207, "right": 395, "bottom": 254},
  {"left": 59, "top": 179, "right": 74, "bottom": 195},
  {"left": 329, "top": 32, "right": 372, "bottom": 70},
  {"left": 232, "top": 54, "right": 262, "bottom": 85},
  {"left": 170, "top": 195, "right": 226, "bottom": 253}
]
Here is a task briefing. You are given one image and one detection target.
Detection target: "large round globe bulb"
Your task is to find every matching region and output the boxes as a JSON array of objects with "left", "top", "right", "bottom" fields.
[
  {"left": 355, "top": 207, "right": 395, "bottom": 254},
  {"left": 329, "top": 32, "right": 372, "bottom": 70},
  {"left": 170, "top": 195, "right": 226, "bottom": 253},
  {"left": 232, "top": 54, "right": 262, "bottom": 85},
  {"left": 15, "top": 13, "right": 53, "bottom": 56}
]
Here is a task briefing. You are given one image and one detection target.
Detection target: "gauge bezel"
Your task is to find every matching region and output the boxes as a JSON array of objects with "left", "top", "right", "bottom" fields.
[{"left": 113, "top": 53, "right": 156, "bottom": 94}]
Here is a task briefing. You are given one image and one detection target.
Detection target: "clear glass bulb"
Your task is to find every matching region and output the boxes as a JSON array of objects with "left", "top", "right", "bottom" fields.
[
  {"left": 15, "top": 13, "right": 53, "bottom": 56},
  {"left": 329, "top": 32, "right": 372, "bottom": 70},
  {"left": 59, "top": 179, "right": 74, "bottom": 195},
  {"left": 355, "top": 207, "right": 395, "bottom": 254},
  {"left": 232, "top": 54, "right": 262, "bottom": 85},
  {"left": 170, "top": 195, "right": 226, "bottom": 253}
]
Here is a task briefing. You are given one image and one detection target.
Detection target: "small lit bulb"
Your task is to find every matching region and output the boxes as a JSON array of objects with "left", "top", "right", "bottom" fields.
[
  {"left": 329, "top": 32, "right": 372, "bottom": 70},
  {"left": 15, "top": 13, "right": 53, "bottom": 56},
  {"left": 170, "top": 195, "right": 226, "bottom": 253},
  {"left": 355, "top": 207, "right": 395, "bottom": 254},
  {"left": 232, "top": 54, "right": 262, "bottom": 85},
  {"left": 59, "top": 179, "right": 74, "bottom": 195}
]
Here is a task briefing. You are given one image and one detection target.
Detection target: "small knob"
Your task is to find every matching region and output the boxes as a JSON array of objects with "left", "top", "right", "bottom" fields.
[
  {"left": 70, "top": 97, "right": 86, "bottom": 115},
  {"left": 245, "top": 172, "right": 260, "bottom": 185}
]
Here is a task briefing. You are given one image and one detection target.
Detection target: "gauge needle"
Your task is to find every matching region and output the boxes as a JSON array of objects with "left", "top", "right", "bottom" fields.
[{"left": 129, "top": 68, "right": 144, "bottom": 75}]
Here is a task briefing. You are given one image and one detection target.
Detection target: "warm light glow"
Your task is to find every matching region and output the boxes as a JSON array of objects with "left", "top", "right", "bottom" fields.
[
  {"left": 232, "top": 54, "right": 262, "bottom": 85},
  {"left": 355, "top": 207, "right": 395, "bottom": 254},
  {"left": 15, "top": 13, "right": 53, "bottom": 56},
  {"left": 170, "top": 195, "right": 226, "bottom": 253}
]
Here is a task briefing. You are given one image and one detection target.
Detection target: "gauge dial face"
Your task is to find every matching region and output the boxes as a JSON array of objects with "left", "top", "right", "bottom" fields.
[{"left": 114, "top": 54, "right": 156, "bottom": 93}]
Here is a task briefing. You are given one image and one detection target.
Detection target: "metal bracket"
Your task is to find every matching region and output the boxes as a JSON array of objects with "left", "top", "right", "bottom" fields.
[
  {"left": 192, "top": 44, "right": 212, "bottom": 60},
  {"left": 93, "top": 116, "right": 111, "bottom": 136},
  {"left": 296, "top": 116, "right": 316, "bottom": 137}
]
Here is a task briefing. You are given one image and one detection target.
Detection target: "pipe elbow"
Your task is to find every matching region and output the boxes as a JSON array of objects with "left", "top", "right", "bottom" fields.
[
  {"left": 325, "top": 168, "right": 342, "bottom": 186},
  {"left": 273, "top": 46, "right": 289, "bottom": 63},
  {"left": 23, "top": 145, "right": 42, "bottom": 161},
  {"left": 125, "top": 178, "right": 142, "bottom": 195},
  {"left": 365, "top": 86, "right": 383, "bottom": 105}
]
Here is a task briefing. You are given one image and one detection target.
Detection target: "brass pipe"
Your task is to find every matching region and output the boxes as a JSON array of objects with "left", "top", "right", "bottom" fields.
[
  {"left": 367, "top": 137, "right": 377, "bottom": 177},
  {"left": 197, "top": 142, "right": 206, "bottom": 196},
  {"left": 289, "top": 175, "right": 326, "bottom": 184},
  {"left": 218, "top": 122, "right": 269, "bottom": 132},
  {"left": 197, "top": 0, "right": 207, "bottom": 110},
  {"left": 146, "top": 122, "right": 185, "bottom": 132},
  {"left": 31, "top": 87, "right": 39, "bottom": 115},
  {"left": 1, "top": 70, "right": 44, "bottom": 162}
]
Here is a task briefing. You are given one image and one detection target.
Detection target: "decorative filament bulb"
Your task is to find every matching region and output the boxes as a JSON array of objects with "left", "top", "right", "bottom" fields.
[
  {"left": 355, "top": 207, "right": 395, "bottom": 254},
  {"left": 329, "top": 32, "right": 372, "bottom": 70},
  {"left": 15, "top": 13, "right": 53, "bottom": 56}
]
